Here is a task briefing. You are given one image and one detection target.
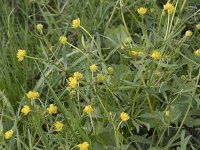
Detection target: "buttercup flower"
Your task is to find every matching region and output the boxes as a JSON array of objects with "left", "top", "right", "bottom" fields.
[
  {"left": 89, "top": 64, "right": 97, "bottom": 72},
  {"left": 185, "top": 30, "right": 193, "bottom": 37},
  {"left": 74, "top": 72, "right": 83, "bottom": 79},
  {"left": 165, "top": 110, "right": 170, "bottom": 117},
  {"left": 120, "top": 112, "right": 130, "bottom": 121},
  {"left": 16, "top": 49, "right": 26, "bottom": 61},
  {"left": 4, "top": 130, "right": 13, "bottom": 140},
  {"left": 72, "top": 18, "right": 80, "bottom": 28},
  {"left": 55, "top": 121, "right": 64, "bottom": 132},
  {"left": 97, "top": 74, "right": 106, "bottom": 82},
  {"left": 59, "top": 36, "right": 67, "bottom": 45},
  {"left": 83, "top": 105, "right": 93, "bottom": 114},
  {"left": 21, "top": 105, "right": 30, "bottom": 115},
  {"left": 194, "top": 48, "right": 200, "bottom": 56},
  {"left": 125, "top": 37, "right": 132, "bottom": 44},
  {"left": 196, "top": 23, "right": 200, "bottom": 30},
  {"left": 130, "top": 50, "right": 139, "bottom": 58},
  {"left": 47, "top": 104, "right": 57, "bottom": 114},
  {"left": 137, "top": 7, "right": 147, "bottom": 15},
  {"left": 36, "top": 23, "right": 43, "bottom": 31},
  {"left": 163, "top": 2, "right": 175, "bottom": 14},
  {"left": 68, "top": 77, "right": 78, "bottom": 89},
  {"left": 27, "top": 91, "right": 39, "bottom": 100},
  {"left": 151, "top": 51, "right": 161, "bottom": 60},
  {"left": 121, "top": 44, "right": 125, "bottom": 49},
  {"left": 78, "top": 142, "right": 89, "bottom": 150},
  {"left": 108, "top": 67, "right": 113, "bottom": 74}
]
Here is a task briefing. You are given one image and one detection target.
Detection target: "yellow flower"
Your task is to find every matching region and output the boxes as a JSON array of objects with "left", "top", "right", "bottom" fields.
[
  {"left": 72, "top": 18, "right": 80, "bottom": 28},
  {"left": 59, "top": 36, "right": 67, "bottom": 45},
  {"left": 4, "top": 130, "right": 13, "bottom": 140},
  {"left": 47, "top": 104, "right": 57, "bottom": 114},
  {"left": 108, "top": 67, "right": 113, "bottom": 74},
  {"left": 16, "top": 49, "right": 26, "bottom": 61},
  {"left": 151, "top": 51, "right": 161, "bottom": 60},
  {"left": 194, "top": 48, "right": 200, "bottom": 56},
  {"left": 74, "top": 72, "right": 83, "bottom": 79},
  {"left": 83, "top": 105, "right": 93, "bottom": 114},
  {"left": 130, "top": 50, "right": 139, "bottom": 58},
  {"left": 21, "top": 105, "right": 30, "bottom": 115},
  {"left": 55, "top": 121, "right": 64, "bottom": 132},
  {"left": 154, "top": 70, "right": 162, "bottom": 77},
  {"left": 120, "top": 112, "right": 130, "bottom": 121},
  {"left": 36, "top": 23, "right": 43, "bottom": 31},
  {"left": 89, "top": 64, "right": 98, "bottom": 72},
  {"left": 165, "top": 110, "right": 170, "bottom": 117},
  {"left": 185, "top": 30, "right": 193, "bottom": 37},
  {"left": 97, "top": 74, "right": 106, "bottom": 82},
  {"left": 68, "top": 77, "right": 78, "bottom": 89},
  {"left": 27, "top": 91, "right": 39, "bottom": 100},
  {"left": 163, "top": 2, "right": 175, "bottom": 14},
  {"left": 78, "top": 142, "right": 89, "bottom": 150},
  {"left": 196, "top": 23, "right": 200, "bottom": 30},
  {"left": 137, "top": 7, "right": 147, "bottom": 15},
  {"left": 125, "top": 37, "right": 132, "bottom": 44},
  {"left": 121, "top": 44, "right": 125, "bottom": 49}
]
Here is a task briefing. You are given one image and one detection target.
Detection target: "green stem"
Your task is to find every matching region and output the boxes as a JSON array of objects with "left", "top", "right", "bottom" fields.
[
  {"left": 89, "top": 114, "right": 95, "bottom": 135},
  {"left": 156, "top": 127, "right": 167, "bottom": 147},
  {"left": 164, "top": 13, "right": 170, "bottom": 40},
  {"left": 165, "top": 102, "right": 191, "bottom": 149},
  {"left": 79, "top": 25, "right": 105, "bottom": 64}
]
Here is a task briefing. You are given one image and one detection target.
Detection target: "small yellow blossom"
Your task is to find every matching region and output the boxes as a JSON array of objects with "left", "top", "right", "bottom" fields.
[
  {"left": 130, "top": 50, "right": 139, "bottom": 58},
  {"left": 74, "top": 72, "right": 83, "bottom": 79},
  {"left": 185, "top": 30, "right": 193, "bottom": 37},
  {"left": 121, "top": 44, "right": 125, "bottom": 49},
  {"left": 27, "top": 91, "right": 39, "bottom": 100},
  {"left": 59, "top": 36, "right": 67, "bottom": 45},
  {"left": 196, "top": 23, "right": 200, "bottom": 30},
  {"left": 83, "top": 105, "right": 93, "bottom": 114},
  {"left": 16, "top": 49, "right": 26, "bottom": 61},
  {"left": 78, "top": 142, "right": 89, "bottom": 150},
  {"left": 4, "top": 130, "right": 13, "bottom": 140},
  {"left": 151, "top": 51, "right": 161, "bottom": 60},
  {"left": 36, "top": 23, "right": 43, "bottom": 31},
  {"left": 47, "top": 104, "right": 57, "bottom": 114},
  {"left": 120, "top": 112, "right": 130, "bottom": 121},
  {"left": 68, "top": 77, "right": 78, "bottom": 88},
  {"left": 194, "top": 48, "right": 200, "bottom": 56},
  {"left": 108, "top": 67, "right": 113, "bottom": 74},
  {"left": 55, "top": 121, "right": 64, "bottom": 132},
  {"left": 125, "top": 37, "right": 132, "bottom": 44},
  {"left": 165, "top": 110, "right": 170, "bottom": 117},
  {"left": 89, "top": 64, "right": 98, "bottom": 72},
  {"left": 155, "top": 70, "right": 162, "bottom": 77},
  {"left": 21, "top": 105, "right": 30, "bottom": 115},
  {"left": 72, "top": 18, "right": 80, "bottom": 28},
  {"left": 137, "top": 7, "right": 147, "bottom": 15},
  {"left": 97, "top": 74, "right": 106, "bottom": 82},
  {"left": 163, "top": 2, "right": 175, "bottom": 14}
]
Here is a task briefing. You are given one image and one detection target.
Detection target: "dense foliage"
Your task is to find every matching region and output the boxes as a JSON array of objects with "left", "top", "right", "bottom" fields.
[{"left": 0, "top": 0, "right": 200, "bottom": 149}]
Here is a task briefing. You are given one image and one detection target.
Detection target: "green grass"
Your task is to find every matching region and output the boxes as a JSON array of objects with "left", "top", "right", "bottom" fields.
[{"left": 0, "top": 0, "right": 200, "bottom": 149}]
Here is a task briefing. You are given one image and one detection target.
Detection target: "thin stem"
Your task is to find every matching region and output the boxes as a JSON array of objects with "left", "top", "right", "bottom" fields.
[
  {"left": 79, "top": 25, "right": 105, "bottom": 64},
  {"left": 89, "top": 114, "right": 95, "bottom": 135},
  {"left": 157, "top": 10, "right": 164, "bottom": 34},
  {"left": 165, "top": 102, "right": 191, "bottom": 149},
  {"left": 156, "top": 127, "right": 168, "bottom": 147},
  {"left": 164, "top": 13, "right": 170, "bottom": 40},
  {"left": 168, "top": 0, "right": 179, "bottom": 36}
]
